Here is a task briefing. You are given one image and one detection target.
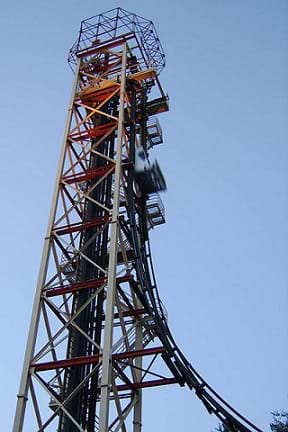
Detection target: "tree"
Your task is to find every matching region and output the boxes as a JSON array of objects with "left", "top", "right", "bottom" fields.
[
  {"left": 270, "top": 411, "right": 288, "bottom": 432},
  {"left": 214, "top": 422, "right": 237, "bottom": 432},
  {"left": 213, "top": 411, "right": 288, "bottom": 432}
]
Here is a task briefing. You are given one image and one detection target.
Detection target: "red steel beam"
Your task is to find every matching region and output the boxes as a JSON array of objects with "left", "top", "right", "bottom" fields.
[
  {"left": 69, "top": 122, "right": 117, "bottom": 142},
  {"left": 46, "top": 274, "right": 133, "bottom": 297},
  {"left": 116, "top": 378, "right": 178, "bottom": 391},
  {"left": 80, "top": 85, "right": 120, "bottom": 105},
  {"left": 62, "top": 161, "right": 132, "bottom": 185},
  {"left": 33, "top": 346, "right": 166, "bottom": 372},
  {"left": 53, "top": 215, "right": 110, "bottom": 236},
  {"left": 62, "top": 163, "right": 114, "bottom": 184},
  {"left": 76, "top": 33, "right": 135, "bottom": 59},
  {"left": 110, "top": 308, "right": 146, "bottom": 320},
  {"left": 114, "top": 346, "right": 165, "bottom": 360}
]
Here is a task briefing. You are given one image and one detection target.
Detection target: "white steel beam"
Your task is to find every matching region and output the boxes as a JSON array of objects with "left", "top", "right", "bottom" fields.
[
  {"left": 98, "top": 43, "right": 128, "bottom": 432},
  {"left": 12, "top": 59, "right": 81, "bottom": 432}
]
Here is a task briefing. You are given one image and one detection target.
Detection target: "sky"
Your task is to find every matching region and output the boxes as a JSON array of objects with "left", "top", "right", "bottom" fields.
[{"left": 0, "top": 0, "right": 287, "bottom": 431}]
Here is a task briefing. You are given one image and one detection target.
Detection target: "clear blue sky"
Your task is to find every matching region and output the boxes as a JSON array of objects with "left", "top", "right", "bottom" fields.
[{"left": 1, "top": 1, "right": 287, "bottom": 431}]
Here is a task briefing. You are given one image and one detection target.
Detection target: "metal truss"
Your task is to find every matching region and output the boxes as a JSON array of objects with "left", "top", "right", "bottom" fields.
[
  {"left": 14, "top": 8, "right": 264, "bottom": 432},
  {"left": 68, "top": 7, "right": 165, "bottom": 74},
  {"left": 13, "top": 17, "right": 172, "bottom": 432}
]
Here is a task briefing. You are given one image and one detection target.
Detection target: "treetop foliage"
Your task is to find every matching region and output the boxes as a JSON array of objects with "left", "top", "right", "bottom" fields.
[
  {"left": 213, "top": 411, "right": 288, "bottom": 432},
  {"left": 270, "top": 411, "right": 288, "bottom": 432}
]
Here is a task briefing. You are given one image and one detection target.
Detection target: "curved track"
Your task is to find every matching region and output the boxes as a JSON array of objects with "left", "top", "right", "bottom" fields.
[{"left": 126, "top": 166, "right": 263, "bottom": 432}]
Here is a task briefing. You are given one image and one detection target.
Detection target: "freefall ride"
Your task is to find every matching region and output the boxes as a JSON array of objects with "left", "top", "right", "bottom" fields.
[{"left": 13, "top": 8, "right": 263, "bottom": 432}]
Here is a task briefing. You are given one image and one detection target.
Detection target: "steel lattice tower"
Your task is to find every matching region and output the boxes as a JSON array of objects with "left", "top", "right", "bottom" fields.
[
  {"left": 13, "top": 9, "right": 171, "bottom": 432},
  {"left": 14, "top": 8, "right": 264, "bottom": 432}
]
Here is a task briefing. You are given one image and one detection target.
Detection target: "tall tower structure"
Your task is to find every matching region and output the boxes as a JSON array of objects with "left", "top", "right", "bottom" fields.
[
  {"left": 13, "top": 9, "right": 170, "bottom": 432},
  {"left": 14, "top": 8, "right": 263, "bottom": 432}
]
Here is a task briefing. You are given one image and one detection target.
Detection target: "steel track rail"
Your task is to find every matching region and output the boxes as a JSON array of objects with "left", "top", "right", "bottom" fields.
[{"left": 126, "top": 167, "right": 263, "bottom": 432}]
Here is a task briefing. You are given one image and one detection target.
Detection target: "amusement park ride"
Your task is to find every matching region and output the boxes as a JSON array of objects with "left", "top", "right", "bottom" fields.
[{"left": 13, "top": 8, "right": 263, "bottom": 432}]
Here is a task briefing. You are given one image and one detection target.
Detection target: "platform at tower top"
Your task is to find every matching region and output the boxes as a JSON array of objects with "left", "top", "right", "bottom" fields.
[{"left": 68, "top": 7, "right": 166, "bottom": 74}]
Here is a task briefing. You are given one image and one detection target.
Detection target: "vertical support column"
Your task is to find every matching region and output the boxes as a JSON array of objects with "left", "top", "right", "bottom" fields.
[
  {"left": 133, "top": 313, "right": 143, "bottom": 432},
  {"left": 12, "top": 60, "right": 81, "bottom": 432},
  {"left": 98, "top": 44, "right": 127, "bottom": 432}
]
